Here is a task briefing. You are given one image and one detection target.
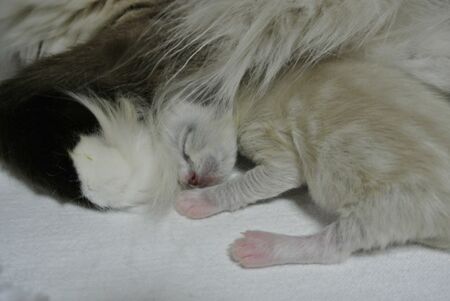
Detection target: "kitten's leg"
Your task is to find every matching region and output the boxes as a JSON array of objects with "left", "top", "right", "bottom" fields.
[
  {"left": 230, "top": 209, "right": 371, "bottom": 268},
  {"left": 176, "top": 163, "right": 302, "bottom": 219},
  {"left": 230, "top": 194, "right": 449, "bottom": 268},
  {"left": 230, "top": 228, "right": 342, "bottom": 268},
  {"left": 229, "top": 216, "right": 359, "bottom": 268}
]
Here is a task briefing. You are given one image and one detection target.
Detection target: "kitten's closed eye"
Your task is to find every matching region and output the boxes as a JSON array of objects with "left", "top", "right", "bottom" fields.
[
  {"left": 182, "top": 126, "right": 194, "bottom": 161},
  {"left": 180, "top": 126, "right": 208, "bottom": 187},
  {"left": 177, "top": 123, "right": 236, "bottom": 188}
]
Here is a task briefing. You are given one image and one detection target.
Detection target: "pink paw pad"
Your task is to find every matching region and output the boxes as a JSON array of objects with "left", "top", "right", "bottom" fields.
[
  {"left": 230, "top": 231, "right": 281, "bottom": 268},
  {"left": 175, "top": 190, "right": 221, "bottom": 219}
]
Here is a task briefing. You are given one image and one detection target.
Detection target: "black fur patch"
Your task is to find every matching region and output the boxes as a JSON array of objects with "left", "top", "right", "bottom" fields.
[
  {"left": 0, "top": 90, "right": 99, "bottom": 205},
  {"left": 0, "top": 13, "right": 162, "bottom": 207}
]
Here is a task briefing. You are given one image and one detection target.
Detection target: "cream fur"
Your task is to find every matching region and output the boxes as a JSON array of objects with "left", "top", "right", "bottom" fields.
[{"left": 176, "top": 59, "right": 450, "bottom": 267}]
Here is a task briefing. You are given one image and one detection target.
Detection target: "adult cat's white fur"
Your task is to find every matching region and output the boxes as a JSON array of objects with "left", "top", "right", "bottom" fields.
[
  {"left": 0, "top": 0, "right": 145, "bottom": 78},
  {"left": 69, "top": 94, "right": 179, "bottom": 211},
  {"left": 3, "top": 0, "right": 449, "bottom": 95},
  {"left": 168, "top": 0, "right": 450, "bottom": 106},
  {"left": 176, "top": 59, "right": 450, "bottom": 267}
]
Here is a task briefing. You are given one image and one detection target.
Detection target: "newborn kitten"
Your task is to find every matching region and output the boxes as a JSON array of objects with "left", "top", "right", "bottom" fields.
[{"left": 176, "top": 59, "right": 450, "bottom": 267}]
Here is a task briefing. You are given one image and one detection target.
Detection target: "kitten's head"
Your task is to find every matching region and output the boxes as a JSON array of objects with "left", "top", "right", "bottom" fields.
[{"left": 163, "top": 102, "right": 237, "bottom": 188}]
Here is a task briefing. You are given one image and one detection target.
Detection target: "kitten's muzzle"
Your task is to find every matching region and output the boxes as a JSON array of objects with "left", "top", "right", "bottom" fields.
[
  {"left": 188, "top": 172, "right": 200, "bottom": 186},
  {"left": 187, "top": 172, "right": 217, "bottom": 188}
]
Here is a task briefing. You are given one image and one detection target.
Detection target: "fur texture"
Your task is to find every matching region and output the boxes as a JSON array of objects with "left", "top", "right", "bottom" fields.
[
  {"left": 166, "top": 0, "right": 450, "bottom": 107},
  {"left": 69, "top": 95, "right": 179, "bottom": 211},
  {"left": 68, "top": 94, "right": 236, "bottom": 211},
  {"left": 176, "top": 59, "right": 450, "bottom": 266},
  {"left": 0, "top": 0, "right": 169, "bottom": 75}
]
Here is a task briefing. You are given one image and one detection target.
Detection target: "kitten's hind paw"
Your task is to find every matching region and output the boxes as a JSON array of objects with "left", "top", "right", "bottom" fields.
[
  {"left": 230, "top": 231, "right": 280, "bottom": 268},
  {"left": 231, "top": 229, "right": 349, "bottom": 267},
  {"left": 175, "top": 189, "right": 223, "bottom": 219}
]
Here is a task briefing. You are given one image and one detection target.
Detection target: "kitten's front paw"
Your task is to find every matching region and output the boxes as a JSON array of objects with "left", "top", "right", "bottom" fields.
[{"left": 175, "top": 189, "right": 223, "bottom": 219}]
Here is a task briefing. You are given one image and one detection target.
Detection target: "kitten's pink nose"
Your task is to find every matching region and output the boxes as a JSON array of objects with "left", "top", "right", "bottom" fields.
[{"left": 188, "top": 172, "right": 200, "bottom": 186}]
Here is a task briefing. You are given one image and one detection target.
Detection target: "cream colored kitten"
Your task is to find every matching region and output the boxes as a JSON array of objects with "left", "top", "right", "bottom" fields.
[{"left": 176, "top": 59, "right": 450, "bottom": 267}]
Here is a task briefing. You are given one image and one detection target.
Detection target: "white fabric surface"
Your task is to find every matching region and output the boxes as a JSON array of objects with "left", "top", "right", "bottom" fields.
[{"left": 0, "top": 166, "right": 449, "bottom": 301}]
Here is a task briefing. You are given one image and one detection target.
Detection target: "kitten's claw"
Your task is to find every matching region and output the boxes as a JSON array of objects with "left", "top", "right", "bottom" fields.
[
  {"left": 230, "top": 231, "right": 281, "bottom": 268},
  {"left": 175, "top": 189, "right": 222, "bottom": 219}
]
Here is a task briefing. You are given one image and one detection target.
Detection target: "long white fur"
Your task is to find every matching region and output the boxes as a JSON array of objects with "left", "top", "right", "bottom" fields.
[
  {"left": 69, "top": 94, "right": 180, "bottom": 212},
  {"left": 0, "top": 0, "right": 140, "bottom": 72},
  {"left": 2, "top": 0, "right": 449, "bottom": 97},
  {"left": 166, "top": 0, "right": 450, "bottom": 107},
  {"left": 3, "top": 1, "right": 449, "bottom": 95}
]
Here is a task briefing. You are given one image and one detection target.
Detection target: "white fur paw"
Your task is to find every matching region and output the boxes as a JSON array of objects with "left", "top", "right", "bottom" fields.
[
  {"left": 175, "top": 189, "right": 223, "bottom": 219},
  {"left": 70, "top": 135, "right": 154, "bottom": 209},
  {"left": 230, "top": 231, "right": 283, "bottom": 268}
]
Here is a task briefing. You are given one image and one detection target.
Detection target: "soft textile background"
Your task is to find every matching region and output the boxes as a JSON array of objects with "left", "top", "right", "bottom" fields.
[
  {"left": 0, "top": 7, "right": 449, "bottom": 299},
  {"left": 0, "top": 166, "right": 449, "bottom": 301}
]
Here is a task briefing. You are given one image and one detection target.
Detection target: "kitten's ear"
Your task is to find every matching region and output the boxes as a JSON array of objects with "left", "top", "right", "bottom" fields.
[{"left": 0, "top": 88, "right": 100, "bottom": 207}]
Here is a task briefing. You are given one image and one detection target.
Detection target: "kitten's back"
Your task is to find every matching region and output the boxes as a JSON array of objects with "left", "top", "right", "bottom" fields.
[
  {"left": 236, "top": 59, "right": 450, "bottom": 254},
  {"left": 238, "top": 58, "right": 450, "bottom": 215}
]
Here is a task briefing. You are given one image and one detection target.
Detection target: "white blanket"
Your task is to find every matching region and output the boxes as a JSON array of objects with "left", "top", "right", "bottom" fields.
[{"left": 1, "top": 166, "right": 449, "bottom": 301}]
